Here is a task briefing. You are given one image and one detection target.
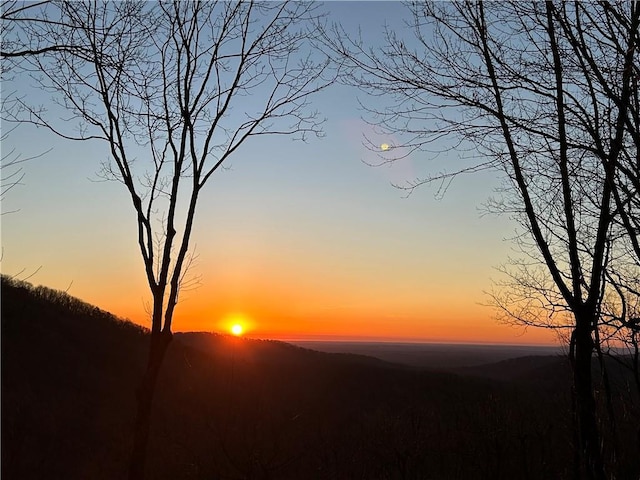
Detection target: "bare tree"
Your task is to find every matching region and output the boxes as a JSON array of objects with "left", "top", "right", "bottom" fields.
[
  {"left": 1, "top": 1, "right": 68, "bottom": 212},
  {"left": 0, "top": 124, "right": 34, "bottom": 214},
  {"left": 1, "top": 1, "right": 98, "bottom": 63},
  {"left": 326, "top": 2, "right": 639, "bottom": 478},
  {"left": 6, "top": 1, "right": 331, "bottom": 478},
  {"left": 2, "top": 1, "right": 53, "bottom": 59}
]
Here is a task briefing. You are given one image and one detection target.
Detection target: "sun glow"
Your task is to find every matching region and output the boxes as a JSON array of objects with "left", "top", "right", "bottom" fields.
[
  {"left": 231, "top": 323, "right": 244, "bottom": 336},
  {"left": 222, "top": 312, "right": 252, "bottom": 336}
]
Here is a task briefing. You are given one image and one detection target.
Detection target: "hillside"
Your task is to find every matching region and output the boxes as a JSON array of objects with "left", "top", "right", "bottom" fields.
[{"left": 2, "top": 276, "right": 639, "bottom": 479}]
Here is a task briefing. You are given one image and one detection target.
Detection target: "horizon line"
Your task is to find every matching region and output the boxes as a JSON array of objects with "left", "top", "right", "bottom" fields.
[{"left": 179, "top": 330, "right": 562, "bottom": 348}]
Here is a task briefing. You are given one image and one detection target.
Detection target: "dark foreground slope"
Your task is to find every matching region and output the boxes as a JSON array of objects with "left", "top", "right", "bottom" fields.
[{"left": 2, "top": 276, "right": 639, "bottom": 479}]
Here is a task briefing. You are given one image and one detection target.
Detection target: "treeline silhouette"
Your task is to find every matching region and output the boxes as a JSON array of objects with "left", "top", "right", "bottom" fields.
[{"left": 2, "top": 275, "right": 639, "bottom": 479}]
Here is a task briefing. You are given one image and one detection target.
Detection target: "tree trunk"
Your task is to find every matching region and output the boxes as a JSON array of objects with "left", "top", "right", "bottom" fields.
[
  {"left": 128, "top": 330, "right": 173, "bottom": 480},
  {"left": 572, "top": 319, "right": 605, "bottom": 480}
]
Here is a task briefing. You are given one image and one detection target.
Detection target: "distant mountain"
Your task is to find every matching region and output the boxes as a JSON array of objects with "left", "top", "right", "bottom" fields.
[
  {"left": 455, "top": 355, "right": 570, "bottom": 383},
  {"left": 292, "top": 341, "right": 563, "bottom": 370},
  {"left": 3, "top": 275, "right": 638, "bottom": 480},
  {"left": 176, "top": 331, "right": 397, "bottom": 369}
]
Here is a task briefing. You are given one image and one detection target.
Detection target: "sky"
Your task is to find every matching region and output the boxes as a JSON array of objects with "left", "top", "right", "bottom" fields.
[{"left": 1, "top": 2, "right": 558, "bottom": 345}]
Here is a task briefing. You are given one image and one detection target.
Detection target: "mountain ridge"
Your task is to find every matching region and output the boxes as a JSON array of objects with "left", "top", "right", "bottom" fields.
[{"left": 3, "top": 275, "right": 638, "bottom": 479}]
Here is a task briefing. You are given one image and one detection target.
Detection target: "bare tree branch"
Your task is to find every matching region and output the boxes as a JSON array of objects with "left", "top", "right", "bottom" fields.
[
  {"left": 6, "top": 2, "right": 333, "bottom": 478},
  {"left": 325, "top": 2, "right": 639, "bottom": 477}
]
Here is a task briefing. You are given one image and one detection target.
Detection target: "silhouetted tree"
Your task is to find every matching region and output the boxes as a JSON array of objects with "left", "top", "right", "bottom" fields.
[
  {"left": 6, "top": 2, "right": 330, "bottom": 478},
  {"left": 0, "top": 1, "right": 88, "bottom": 59},
  {"left": 1, "top": 1, "right": 64, "bottom": 214},
  {"left": 326, "top": 2, "right": 639, "bottom": 478},
  {"left": 0, "top": 125, "right": 28, "bottom": 214}
]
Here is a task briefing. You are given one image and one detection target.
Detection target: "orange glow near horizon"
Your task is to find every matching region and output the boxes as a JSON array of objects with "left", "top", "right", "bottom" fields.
[
  {"left": 67, "top": 249, "right": 559, "bottom": 344},
  {"left": 113, "top": 291, "right": 559, "bottom": 346}
]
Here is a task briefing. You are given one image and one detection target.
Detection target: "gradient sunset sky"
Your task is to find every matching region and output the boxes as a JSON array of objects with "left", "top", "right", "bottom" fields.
[{"left": 1, "top": 2, "right": 557, "bottom": 345}]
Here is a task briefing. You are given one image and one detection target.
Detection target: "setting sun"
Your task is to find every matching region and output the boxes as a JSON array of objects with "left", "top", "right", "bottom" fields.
[
  {"left": 231, "top": 324, "right": 243, "bottom": 336},
  {"left": 221, "top": 312, "right": 253, "bottom": 336}
]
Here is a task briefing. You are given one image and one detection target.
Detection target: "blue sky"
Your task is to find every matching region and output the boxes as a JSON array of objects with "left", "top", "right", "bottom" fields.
[{"left": 0, "top": 2, "right": 555, "bottom": 344}]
